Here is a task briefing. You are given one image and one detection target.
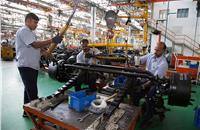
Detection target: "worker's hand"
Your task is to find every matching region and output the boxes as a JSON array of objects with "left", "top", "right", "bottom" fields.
[
  {"left": 52, "top": 34, "right": 63, "bottom": 44},
  {"left": 42, "top": 50, "right": 52, "bottom": 59},
  {"left": 85, "top": 53, "right": 94, "bottom": 58}
]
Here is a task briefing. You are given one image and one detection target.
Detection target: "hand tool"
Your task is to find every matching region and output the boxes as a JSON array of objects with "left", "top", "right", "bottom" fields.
[{"left": 77, "top": 112, "right": 92, "bottom": 122}]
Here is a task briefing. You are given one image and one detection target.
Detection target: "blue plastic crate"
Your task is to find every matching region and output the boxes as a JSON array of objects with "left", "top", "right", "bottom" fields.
[
  {"left": 189, "top": 64, "right": 199, "bottom": 69},
  {"left": 68, "top": 90, "right": 96, "bottom": 112},
  {"left": 114, "top": 75, "right": 127, "bottom": 88},
  {"left": 194, "top": 106, "right": 200, "bottom": 128}
]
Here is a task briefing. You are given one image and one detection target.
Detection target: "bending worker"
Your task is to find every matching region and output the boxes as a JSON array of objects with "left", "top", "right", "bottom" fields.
[
  {"left": 131, "top": 41, "right": 169, "bottom": 105},
  {"left": 140, "top": 41, "right": 168, "bottom": 78},
  {"left": 75, "top": 39, "right": 101, "bottom": 91},
  {"left": 139, "top": 41, "right": 169, "bottom": 127}
]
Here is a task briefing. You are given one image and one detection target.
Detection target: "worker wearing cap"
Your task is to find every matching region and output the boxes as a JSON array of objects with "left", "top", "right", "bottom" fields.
[{"left": 15, "top": 12, "right": 63, "bottom": 117}]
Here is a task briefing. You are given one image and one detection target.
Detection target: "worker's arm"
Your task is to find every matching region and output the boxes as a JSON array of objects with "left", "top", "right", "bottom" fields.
[
  {"left": 19, "top": 29, "right": 62, "bottom": 49},
  {"left": 76, "top": 51, "right": 84, "bottom": 63},
  {"left": 31, "top": 35, "right": 63, "bottom": 49},
  {"left": 31, "top": 39, "right": 52, "bottom": 48},
  {"left": 93, "top": 48, "right": 101, "bottom": 55},
  {"left": 139, "top": 54, "right": 150, "bottom": 64},
  {"left": 84, "top": 48, "right": 102, "bottom": 58}
]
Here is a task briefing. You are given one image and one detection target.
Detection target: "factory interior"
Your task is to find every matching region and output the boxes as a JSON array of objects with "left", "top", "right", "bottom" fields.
[{"left": 1, "top": 0, "right": 200, "bottom": 130}]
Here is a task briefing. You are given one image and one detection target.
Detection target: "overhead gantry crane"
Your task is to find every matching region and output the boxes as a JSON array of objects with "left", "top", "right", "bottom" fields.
[{"left": 112, "top": 0, "right": 149, "bottom": 47}]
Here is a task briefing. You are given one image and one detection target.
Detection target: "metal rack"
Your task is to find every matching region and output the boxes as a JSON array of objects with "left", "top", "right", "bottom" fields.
[{"left": 174, "top": 53, "right": 200, "bottom": 79}]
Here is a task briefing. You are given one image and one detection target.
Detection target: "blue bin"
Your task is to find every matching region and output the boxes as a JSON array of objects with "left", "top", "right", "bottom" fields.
[
  {"left": 189, "top": 64, "right": 199, "bottom": 69},
  {"left": 68, "top": 90, "right": 96, "bottom": 112},
  {"left": 114, "top": 75, "right": 127, "bottom": 88},
  {"left": 194, "top": 106, "right": 200, "bottom": 128}
]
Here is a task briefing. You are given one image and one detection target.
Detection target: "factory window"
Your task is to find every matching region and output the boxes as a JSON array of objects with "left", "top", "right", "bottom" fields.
[
  {"left": 177, "top": 8, "right": 189, "bottom": 18},
  {"left": 159, "top": 9, "right": 168, "bottom": 20}
]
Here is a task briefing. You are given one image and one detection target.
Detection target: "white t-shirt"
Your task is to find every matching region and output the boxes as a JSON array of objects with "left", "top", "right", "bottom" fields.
[
  {"left": 15, "top": 26, "right": 41, "bottom": 70},
  {"left": 76, "top": 48, "right": 101, "bottom": 64}
]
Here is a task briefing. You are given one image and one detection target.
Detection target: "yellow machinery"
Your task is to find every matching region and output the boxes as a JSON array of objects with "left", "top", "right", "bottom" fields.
[
  {"left": 88, "top": 28, "right": 133, "bottom": 63},
  {"left": 90, "top": 0, "right": 149, "bottom": 63},
  {"left": 113, "top": 0, "right": 149, "bottom": 47},
  {"left": 1, "top": 44, "right": 15, "bottom": 60},
  {"left": 89, "top": 43, "right": 133, "bottom": 48},
  {"left": 89, "top": 43, "right": 132, "bottom": 62}
]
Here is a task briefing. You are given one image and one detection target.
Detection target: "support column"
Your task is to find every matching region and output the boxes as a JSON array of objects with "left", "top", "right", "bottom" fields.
[
  {"left": 181, "top": 44, "right": 184, "bottom": 55},
  {"left": 127, "top": 26, "right": 132, "bottom": 44},
  {"left": 90, "top": 6, "right": 96, "bottom": 43}
]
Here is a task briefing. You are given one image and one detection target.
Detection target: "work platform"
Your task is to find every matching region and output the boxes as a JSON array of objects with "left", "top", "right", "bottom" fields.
[{"left": 24, "top": 100, "right": 141, "bottom": 130}]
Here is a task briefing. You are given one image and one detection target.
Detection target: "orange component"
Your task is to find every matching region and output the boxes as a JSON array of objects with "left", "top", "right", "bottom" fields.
[
  {"left": 176, "top": 55, "right": 200, "bottom": 61},
  {"left": 176, "top": 67, "right": 197, "bottom": 79}
]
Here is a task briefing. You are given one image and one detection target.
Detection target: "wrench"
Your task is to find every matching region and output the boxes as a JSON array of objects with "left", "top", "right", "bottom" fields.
[{"left": 77, "top": 112, "right": 92, "bottom": 122}]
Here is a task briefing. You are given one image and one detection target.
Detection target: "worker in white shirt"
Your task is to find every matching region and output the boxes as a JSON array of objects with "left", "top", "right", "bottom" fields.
[
  {"left": 76, "top": 39, "right": 101, "bottom": 64},
  {"left": 75, "top": 39, "right": 101, "bottom": 91},
  {"left": 140, "top": 41, "right": 168, "bottom": 78}
]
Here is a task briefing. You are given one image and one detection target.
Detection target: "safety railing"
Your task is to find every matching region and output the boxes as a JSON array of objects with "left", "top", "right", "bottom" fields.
[{"left": 148, "top": 19, "right": 200, "bottom": 51}]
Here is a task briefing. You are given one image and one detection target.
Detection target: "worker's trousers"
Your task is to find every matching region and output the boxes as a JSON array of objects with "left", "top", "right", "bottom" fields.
[{"left": 18, "top": 67, "right": 38, "bottom": 104}]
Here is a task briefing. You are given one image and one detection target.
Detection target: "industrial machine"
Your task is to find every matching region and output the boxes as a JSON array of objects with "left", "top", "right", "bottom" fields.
[
  {"left": 24, "top": 63, "right": 192, "bottom": 129},
  {"left": 40, "top": 47, "right": 79, "bottom": 81},
  {"left": 46, "top": 47, "right": 137, "bottom": 82},
  {"left": 41, "top": 63, "right": 192, "bottom": 128}
]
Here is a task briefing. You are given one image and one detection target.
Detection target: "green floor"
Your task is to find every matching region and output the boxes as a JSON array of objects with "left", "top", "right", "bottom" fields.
[
  {"left": 1, "top": 60, "right": 200, "bottom": 130},
  {"left": 1, "top": 61, "right": 63, "bottom": 130},
  {"left": 135, "top": 86, "right": 200, "bottom": 130}
]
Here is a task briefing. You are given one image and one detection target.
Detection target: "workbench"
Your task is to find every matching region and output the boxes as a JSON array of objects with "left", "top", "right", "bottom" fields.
[{"left": 24, "top": 100, "right": 141, "bottom": 130}]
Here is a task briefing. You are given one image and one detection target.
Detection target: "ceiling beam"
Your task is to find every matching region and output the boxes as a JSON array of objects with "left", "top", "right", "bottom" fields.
[
  {"left": 6, "top": 0, "right": 52, "bottom": 11},
  {"left": 148, "top": 0, "right": 178, "bottom": 2},
  {"left": 111, "top": 2, "right": 148, "bottom": 7}
]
